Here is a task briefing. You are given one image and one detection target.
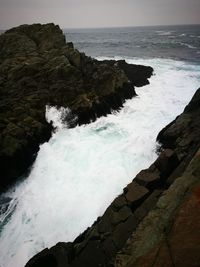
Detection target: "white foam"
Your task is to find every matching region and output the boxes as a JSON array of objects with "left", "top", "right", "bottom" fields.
[
  {"left": 156, "top": 31, "right": 173, "bottom": 36},
  {"left": 179, "top": 42, "right": 196, "bottom": 49},
  {"left": 179, "top": 33, "right": 186, "bottom": 37},
  {"left": 0, "top": 58, "right": 200, "bottom": 267},
  {"left": 45, "top": 105, "right": 70, "bottom": 130}
]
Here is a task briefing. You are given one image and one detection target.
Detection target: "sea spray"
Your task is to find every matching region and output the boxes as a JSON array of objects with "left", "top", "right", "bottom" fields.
[{"left": 46, "top": 106, "right": 77, "bottom": 129}]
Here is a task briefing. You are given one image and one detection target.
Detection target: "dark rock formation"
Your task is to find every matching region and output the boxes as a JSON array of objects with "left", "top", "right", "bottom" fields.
[
  {"left": 157, "top": 88, "right": 200, "bottom": 160},
  {"left": 100, "top": 59, "right": 153, "bottom": 87},
  {"left": 25, "top": 89, "right": 200, "bottom": 267},
  {"left": 115, "top": 150, "right": 200, "bottom": 267},
  {"left": 0, "top": 23, "right": 153, "bottom": 191}
]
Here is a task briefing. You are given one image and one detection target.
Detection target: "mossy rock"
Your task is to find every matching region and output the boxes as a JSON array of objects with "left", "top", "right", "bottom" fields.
[{"left": 0, "top": 22, "right": 153, "bottom": 191}]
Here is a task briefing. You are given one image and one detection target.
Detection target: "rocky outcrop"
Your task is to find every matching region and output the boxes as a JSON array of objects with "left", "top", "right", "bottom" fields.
[
  {"left": 0, "top": 23, "right": 153, "bottom": 191},
  {"left": 115, "top": 149, "right": 200, "bottom": 267},
  {"left": 100, "top": 59, "right": 153, "bottom": 87},
  {"left": 25, "top": 88, "right": 200, "bottom": 267},
  {"left": 157, "top": 88, "right": 200, "bottom": 160}
]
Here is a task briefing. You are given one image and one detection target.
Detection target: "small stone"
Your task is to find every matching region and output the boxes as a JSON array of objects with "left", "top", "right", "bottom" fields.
[
  {"left": 111, "top": 195, "right": 127, "bottom": 211},
  {"left": 154, "top": 149, "right": 179, "bottom": 179},
  {"left": 124, "top": 181, "right": 149, "bottom": 203},
  {"left": 135, "top": 166, "right": 160, "bottom": 189}
]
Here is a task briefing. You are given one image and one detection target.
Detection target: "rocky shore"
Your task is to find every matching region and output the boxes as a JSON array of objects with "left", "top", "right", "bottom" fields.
[
  {"left": 0, "top": 23, "right": 153, "bottom": 191},
  {"left": 25, "top": 89, "right": 200, "bottom": 267}
]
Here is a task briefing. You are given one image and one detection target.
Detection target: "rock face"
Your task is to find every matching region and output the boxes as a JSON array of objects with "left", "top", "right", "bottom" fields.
[
  {"left": 100, "top": 59, "right": 153, "bottom": 87},
  {"left": 0, "top": 23, "right": 153, "bottom": 191},
  {"left": 25, "top": 89, "right": 200, "bottom": 267},
  {"left": 157, "top": 88, "right": 200, "bottom": 161},
  {"left": 115, "top": 149, "right": 200, "bottom": 267}
]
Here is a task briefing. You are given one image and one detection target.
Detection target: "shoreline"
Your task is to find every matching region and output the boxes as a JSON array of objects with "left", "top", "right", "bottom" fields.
[
  {"left": 0, "top": 23, "right": 153, "bottom": 192},
  {"left": 0, "top": 23, "right": 199, "bottom": 267},
  {"left": 25, "top": 88, "right": 200, "bottom": 267}
]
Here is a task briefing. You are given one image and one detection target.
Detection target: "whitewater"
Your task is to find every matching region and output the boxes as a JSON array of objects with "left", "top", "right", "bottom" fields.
[{"left": 0, "top": 58, "right": 200, "bottom": 267}]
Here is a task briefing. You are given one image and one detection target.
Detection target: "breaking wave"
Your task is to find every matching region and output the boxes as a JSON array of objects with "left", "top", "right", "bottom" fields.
[{"left": 0, "top": 58, "right": 200, "bottom": 267}]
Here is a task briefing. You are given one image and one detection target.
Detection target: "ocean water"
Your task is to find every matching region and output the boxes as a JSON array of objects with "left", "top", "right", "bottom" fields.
[
  {"left": 65, "top": 24, "right": 200, "bottom": 62},
  {"left": 0, "top": 25, "right": 200, "bottom": 267}
]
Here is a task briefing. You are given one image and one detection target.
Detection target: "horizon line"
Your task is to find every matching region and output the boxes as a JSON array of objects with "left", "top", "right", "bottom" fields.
[
  {"left": 1, "top": 22, "right": 200, "bottom": 32},
  {"left": 62, "top": 23, "right": 200, "bottom": 30}
]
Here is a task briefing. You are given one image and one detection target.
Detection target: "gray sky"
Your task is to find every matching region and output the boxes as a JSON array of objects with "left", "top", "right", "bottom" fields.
[{"left": 0, "top": 0, "right": 200, "bottom": 29}]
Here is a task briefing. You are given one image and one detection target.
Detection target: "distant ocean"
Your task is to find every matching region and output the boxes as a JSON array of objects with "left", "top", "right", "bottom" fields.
[
  {"left": 0, "top": 24, "right": 200, "bottom": 267},
  {"left": 64, "top": 24, "right": 200, "bottom": 63}
]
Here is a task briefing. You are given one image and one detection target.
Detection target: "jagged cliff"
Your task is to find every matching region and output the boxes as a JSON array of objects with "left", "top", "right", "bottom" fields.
[
  {"left": 25, "top": 89, "right": 200, "bottom": 267},
  {"left": 0, "top": 23, "right": 153, "bottom": 191}
]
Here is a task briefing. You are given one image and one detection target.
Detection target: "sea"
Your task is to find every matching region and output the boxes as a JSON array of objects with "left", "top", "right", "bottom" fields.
[{"left": 0, "top": 24, "right": 200, "bottom": 267}]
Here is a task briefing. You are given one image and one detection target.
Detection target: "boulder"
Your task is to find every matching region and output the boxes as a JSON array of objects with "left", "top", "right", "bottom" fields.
[
  {"left": 124, "top": 181, "right": 149, "bottom": 208},
  {"left": 154, "top": 149, "right": 179, "bottom": 179},
  {"left": 134, "top": 164, "right": 160, "bottom": 189}
]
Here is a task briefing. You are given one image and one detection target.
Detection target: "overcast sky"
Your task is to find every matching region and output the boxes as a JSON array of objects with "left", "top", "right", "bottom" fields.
[{"left": 0, "top": 0, "right": 200, "bottom": 29}]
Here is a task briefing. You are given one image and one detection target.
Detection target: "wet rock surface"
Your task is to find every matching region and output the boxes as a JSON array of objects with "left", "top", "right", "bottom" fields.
[
  {"left": 0, "top": 23, "right": 153, "bottom": 191},
  {"left": 25, "top": 88, "right": 200, "bottom": 267}
]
